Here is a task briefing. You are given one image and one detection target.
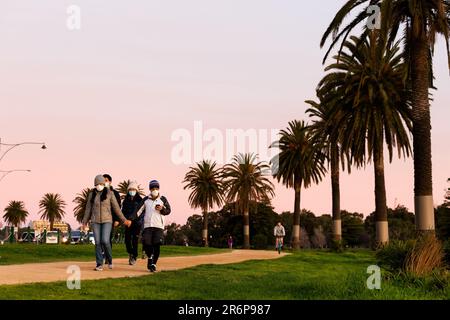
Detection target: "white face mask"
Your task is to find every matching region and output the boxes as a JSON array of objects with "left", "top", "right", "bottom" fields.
[
  {"left": 96, "top": 185, "right": 105, "bottom": 192},
  {"left": 151, "top": 190, "right": 159, "bottom": 198},
  {"left": 105, "top": 182, "right": 110, "bottom": 188},
  {"left": 129, "top": 190, "right": 137, "bottom": 197}
]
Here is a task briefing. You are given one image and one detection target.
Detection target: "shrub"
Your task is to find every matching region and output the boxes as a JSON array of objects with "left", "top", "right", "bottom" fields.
[
  {"left": 329, "top": 239, "right": 344, "bottom": 253},
  {"left": 443, "top": 240, "right": 450, "bottom": 267},
  {"left": 405, "top": 234, "right": 444, "bottom": 277},
  {"left": 253, "top": 234, "right": 268, "bottom": 250},
  {"left": 375, "top": 240, "right": 416, "bottom": 272},
  {"left": 376, "top": 235, "right": 445, "bottom": 277}
]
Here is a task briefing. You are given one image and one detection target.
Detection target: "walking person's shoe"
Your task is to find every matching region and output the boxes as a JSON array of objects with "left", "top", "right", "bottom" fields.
[
  {"left": 130, "top": 257, "right": 137, "bottom": 266},
  {"left": 147, "top": 258, "right": 153, "bottom": 272},
  {"left": 150, "top": 264, "right": 157, "bottom": 272},
  {"left": 94, "top": 265, "right": 103, "bottom": 271},
  {"left": 108, "top": 264, "right": 113, "bottom": 270},
  {"left": 128, "top": 254, "right": 133, "bottom": 265}
]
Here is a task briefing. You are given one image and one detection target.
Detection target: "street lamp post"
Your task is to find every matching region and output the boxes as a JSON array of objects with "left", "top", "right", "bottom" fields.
[{"left": 0, "top": 138, "right": 47, "bottom": 163}]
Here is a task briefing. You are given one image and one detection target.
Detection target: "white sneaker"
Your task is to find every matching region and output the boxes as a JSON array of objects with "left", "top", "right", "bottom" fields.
[
  {"left": 108, "top": 264, "right": 113, "bottom": 270},
  {"left": 94, "top": 265, "right": 103, "bottom": 271}
]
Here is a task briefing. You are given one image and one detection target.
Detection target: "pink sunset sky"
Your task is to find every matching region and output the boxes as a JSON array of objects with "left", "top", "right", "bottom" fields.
[{"left": 0, "top": 0, "right": 449, "bottom": 229}]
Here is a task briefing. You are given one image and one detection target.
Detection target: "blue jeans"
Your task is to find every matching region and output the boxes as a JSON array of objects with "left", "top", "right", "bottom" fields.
[{"left": 92, "top": 222, "right": 112, "bottom": 266}]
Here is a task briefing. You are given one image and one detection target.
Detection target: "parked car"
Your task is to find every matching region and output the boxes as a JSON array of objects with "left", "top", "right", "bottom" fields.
[
  {"left": 70, "top": 231, "right": 82, "bottom": 244},
  {"left": 20, "top": 232, "right": 35, "bottom": 243},
  {"left": 45, "top": 231, "right": 59, "bottom": 244}
]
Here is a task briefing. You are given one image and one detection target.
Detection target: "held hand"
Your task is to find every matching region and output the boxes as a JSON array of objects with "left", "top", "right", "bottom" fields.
[
  {"left": 155, "top": 204, "right": 163, "bottom": 211},
  {"left": 114, "top": 221, "right": 120, "bottom": 227},
  {"left": 124, "top": 220, "right": 132, "bottom": 227}
]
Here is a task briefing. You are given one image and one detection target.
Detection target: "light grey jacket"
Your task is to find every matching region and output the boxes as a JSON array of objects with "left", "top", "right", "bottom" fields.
[{"left": 82, "top": 189, "right": 127, "bottom": 225}]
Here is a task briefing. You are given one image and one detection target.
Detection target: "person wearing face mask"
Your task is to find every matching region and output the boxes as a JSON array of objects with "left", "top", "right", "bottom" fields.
[
  {"left": 82, "top": 175, "right": 132, "bottom": 271},
  {"left": 135, "top": 180, "right": 171, "bottom": 272},
  {"left": 121, "top": 181, "right": 143, "bottom": 265}
]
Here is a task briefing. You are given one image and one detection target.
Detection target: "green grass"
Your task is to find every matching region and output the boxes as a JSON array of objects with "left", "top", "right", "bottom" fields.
[
  {"left": 0, "top": 244, "right": 226, "bottom": 265},
  {"left": 1, "top": 249, "right": 449, "bottom": 300}
]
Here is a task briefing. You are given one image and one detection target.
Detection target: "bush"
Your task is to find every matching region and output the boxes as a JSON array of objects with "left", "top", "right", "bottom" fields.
[
  {"left": 329, "top": 239, "right": 344, "bottom": 253},
  {"left": 376, "top": 240, "right": 416, "bottom": 272},
  {"left": 405, "top": 234, "right": 444, "bottom": 277},
  {"left": 253, "top": 234, "right": 268, "bottom": 250},
  {"left": 443, "top": 240, "right": 450, "bottom": 267},
  {"left": 376, "top": 235, "right": 445, "bottom": 277}
]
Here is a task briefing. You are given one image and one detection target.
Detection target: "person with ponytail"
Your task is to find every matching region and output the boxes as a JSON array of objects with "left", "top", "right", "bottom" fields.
[{"left": 82, "top": 174, "right": 132, "bottom": 271}]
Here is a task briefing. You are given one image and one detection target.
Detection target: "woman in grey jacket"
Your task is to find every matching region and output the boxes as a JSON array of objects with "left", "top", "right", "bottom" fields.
[{"left": 82, "top": 175, "right": 131, "bottom": 271}]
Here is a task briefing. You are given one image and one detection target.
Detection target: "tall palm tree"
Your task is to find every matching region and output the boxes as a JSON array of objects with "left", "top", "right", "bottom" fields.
[
  {"left": 318, "top": 34, "right": 412, "bottom": 244},
  {"left": 73, "top": 188, "right": 91, "bottom": 223},
  {"left": 223, "top": 153, "right": 275, "bottom": 249},
  {"left": 39, "top": 193, "right": 66, "bottom": 231},
  {"left": 117, "top": 180, "right": 145, "bottom": 200},
  {"left": 3, "top": 201, "right": 28, "bottom": 240},
  {"left": 183, "top": 160, "right": 224, "bottom": 247},
  {"left": 320, "top": 0, "right": 450, "bottom": 233},
  {"left": 306, "top": 97, "right": 349, "bottom": 241},
  {"left": 271, "top": 121, "right": 326, "bottom": 249}
]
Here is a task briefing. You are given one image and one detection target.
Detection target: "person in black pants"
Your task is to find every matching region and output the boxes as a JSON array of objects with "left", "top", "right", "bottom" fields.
[
  {"left": 121, "top": 181, "right": 143, "bottom": 265},
  {"left": 135, "top": 180, "right": 171, "bottom": 272}
]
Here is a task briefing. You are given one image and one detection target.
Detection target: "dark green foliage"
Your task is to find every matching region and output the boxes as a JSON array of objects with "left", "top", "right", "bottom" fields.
[
  {"left": 253, "top": 234, "right": 269, "bottom": 250},
  {"left": 376, "top": 240, "right": 416, "bottom": 272},
  {"left": 365, "top": 205, "right": 416, "bottom": 244},
  {"left": 341, "top": 211, "right": 367, "bottom": 247}
]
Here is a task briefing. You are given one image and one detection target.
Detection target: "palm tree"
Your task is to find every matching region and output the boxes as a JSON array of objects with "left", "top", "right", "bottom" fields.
[
  {"left": 73, "top": 188, "right": 91, "bottom": 223},
  {"left": 306, "top": 97, "right": 349, "bottom": 241},
  {"left": 3, "top": 201, "right": 28, "bottom": 240},
  {"left": 223, "top": 153, "right": 275, "bottom": 249},
  {"left": 317, "top": 34, "right": 412, "bottom": 244},
  {"left": 271, "top": 121, "right": 326, "bottom": 249},
  {"left": 39, "top": 193, "right": 66, "bottom": 231},
  {"left": 183, "top": 160, "right": 224, "bottom": 247},
  {"left": 117, "top": 180, "right": 145, "bottom": 200},
  {"left": 320, "top": 0, "right": 450, "bottom": 233}
]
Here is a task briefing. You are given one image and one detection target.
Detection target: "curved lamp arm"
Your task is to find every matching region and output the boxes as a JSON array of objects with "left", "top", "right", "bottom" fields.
[
  {"left": 0, "top": 142, "right": 46, "bottom": 163},
  {"left": 0, "top": 170, "right": 31, "bottom": 183}
]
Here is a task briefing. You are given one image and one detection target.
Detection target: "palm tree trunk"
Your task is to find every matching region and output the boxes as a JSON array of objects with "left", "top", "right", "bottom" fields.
[
  {"left": 374, "top": 143, "right": 389, "bottom": 245},
  {"left": 243, "top": 205, "right": 250, "bottom": 249},
  {"left": 202, "top": 209, "right": 209, "bottom": 247},
  {"left": 50, "top": 220, "right": 54, "bottom": 231},
  {"left": 411, "top": 36, "right": 435, "bottom": 232},
  {"left": 292, "top": 177, "right": 302, "bottom": 250},
  {"left": 331, "top": 145, "right": 341, "bottom": 241}
]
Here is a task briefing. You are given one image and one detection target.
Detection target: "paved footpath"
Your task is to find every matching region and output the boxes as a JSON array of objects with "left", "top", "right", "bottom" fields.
[{"left": 0, "top": 250, "right": 288, "bottom": 286}]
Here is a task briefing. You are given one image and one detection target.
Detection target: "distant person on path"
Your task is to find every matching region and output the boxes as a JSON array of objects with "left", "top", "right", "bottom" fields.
[
  {"left": 121, "top": 181, "right": 143, "bottom": 265},
  {"left": 83, "top": 174, "right": 132, "bottom": 271},
  {"left": 274, "top": 222, "right": 286, "bottom": 251},
  {"left": 135, "top": 180, "right": 171, "bottom": 272},
  {"left": 227, "top": 235, "right": 233, "bottom": 249}
]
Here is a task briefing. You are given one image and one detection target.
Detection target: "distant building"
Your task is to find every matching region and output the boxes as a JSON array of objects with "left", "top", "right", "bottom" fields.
[{"left": 32, "top": 220, "right": 69, "bottom": 234}]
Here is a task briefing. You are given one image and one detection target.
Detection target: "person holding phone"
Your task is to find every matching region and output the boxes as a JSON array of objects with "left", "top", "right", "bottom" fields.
[{"left": 135, "top": 180, "right": 171, "bottom": 272}]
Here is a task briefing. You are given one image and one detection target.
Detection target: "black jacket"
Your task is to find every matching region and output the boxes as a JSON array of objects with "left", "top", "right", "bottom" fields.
[
  {"left": 122, "top": 193, "right": 143, "bottom": 220},
  {"left": 110, "top": 187, "right": 122, "bottom": 222}
]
